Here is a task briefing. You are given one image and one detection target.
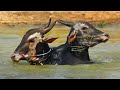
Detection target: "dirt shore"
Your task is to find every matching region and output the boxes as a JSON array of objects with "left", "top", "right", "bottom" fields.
[{"left": 0, "top": 11, "right": 120, "bottom": 26}]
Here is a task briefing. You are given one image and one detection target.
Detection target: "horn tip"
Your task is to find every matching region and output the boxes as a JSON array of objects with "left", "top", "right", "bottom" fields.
[{"left": 49, "top": 18, "right": 52, "bottom": 21}]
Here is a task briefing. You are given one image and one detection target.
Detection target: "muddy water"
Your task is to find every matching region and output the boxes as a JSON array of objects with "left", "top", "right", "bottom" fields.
[{"left": 0, "top": 24, "right": 120, "bottom": 79}]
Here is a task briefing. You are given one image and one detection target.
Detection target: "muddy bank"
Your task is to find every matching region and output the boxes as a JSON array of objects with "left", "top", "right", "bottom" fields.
[{"left": 0, "top": 11, "right": 120, "bottom": 26}]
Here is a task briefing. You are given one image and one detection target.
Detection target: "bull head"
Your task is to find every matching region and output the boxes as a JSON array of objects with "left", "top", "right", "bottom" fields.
[
  {"left": 57, "top": 20, "right": 109, "bottom": 47},
  {"left": 11, "top": 18, "right": 58, "bottom": 62}
]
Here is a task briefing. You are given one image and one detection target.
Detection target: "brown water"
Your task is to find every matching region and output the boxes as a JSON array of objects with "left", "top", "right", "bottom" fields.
[{"left": 0, "top": 24, "right": 120, "bottom": 79}]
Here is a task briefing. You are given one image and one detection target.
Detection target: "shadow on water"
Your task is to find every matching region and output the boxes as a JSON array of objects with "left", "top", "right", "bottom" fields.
[{"left": 0, "top": 24, "right": 120, "bottom": 79}]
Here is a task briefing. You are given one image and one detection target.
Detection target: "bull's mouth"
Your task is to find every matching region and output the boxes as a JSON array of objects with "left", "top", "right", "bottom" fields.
[
  {"left": 80, "top": 41, "right": 98, "bottom": 47},
  {"left": 77, "top": 35, "right": 109, "bottom": 47},
  {"left": 95, "top": 35, "right": 109, "bottom": 43}
]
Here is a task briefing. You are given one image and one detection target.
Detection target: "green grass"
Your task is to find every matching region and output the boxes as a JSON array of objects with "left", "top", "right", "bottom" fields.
[{"left": 97, "top": 21, "right": 108, "bottom": 28}]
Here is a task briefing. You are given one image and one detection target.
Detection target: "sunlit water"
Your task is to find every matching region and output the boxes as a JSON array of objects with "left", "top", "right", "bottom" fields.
[{"left": 0, "top": 24, "right": 120, "bottom": 79}]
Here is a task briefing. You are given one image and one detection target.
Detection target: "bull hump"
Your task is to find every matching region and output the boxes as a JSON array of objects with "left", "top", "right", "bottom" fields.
[{"left": 27, "top": 32, "right": 41, "bottom": 40}]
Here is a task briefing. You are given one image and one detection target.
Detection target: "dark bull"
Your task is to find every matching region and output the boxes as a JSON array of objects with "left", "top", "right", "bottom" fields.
[
  {"left": 46, "top": 20, "right": 110, "bottom": 65},
  {"left": 11, "top": 18, "right": 58, "bottom": 63}
]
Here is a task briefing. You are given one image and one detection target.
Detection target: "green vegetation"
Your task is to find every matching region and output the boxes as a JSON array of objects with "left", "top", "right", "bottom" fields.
[{"left": 97, "top": 21, "right": 108, "bottom": 28}]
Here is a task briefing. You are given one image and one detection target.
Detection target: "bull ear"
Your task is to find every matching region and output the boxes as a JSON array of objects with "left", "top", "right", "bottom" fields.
[
  {"left": 44, "top": 37, "right": 58, "bottom": 43},
  {"left": 68, "top": 34, "right": 76, "bottom": 43},
  {"left": 57, "top": 20, "right": 74, "bottom": 27}
]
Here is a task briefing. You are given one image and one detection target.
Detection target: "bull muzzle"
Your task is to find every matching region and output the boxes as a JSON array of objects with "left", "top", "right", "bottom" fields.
[
  {"left": 11, "top": 53, "right": 22, "bottom": 62},
  {"left": 97, "top": 33, "right": 109, "bottom": 43}
]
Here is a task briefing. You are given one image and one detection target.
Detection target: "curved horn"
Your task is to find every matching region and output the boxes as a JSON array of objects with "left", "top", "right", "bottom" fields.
[
  {"left": 42, "top": 20, "right": 57, "bottom": 34},
  {"left": 44, "top": 18, "right": 51, "bottom": 28},
  {"left": 57, "top": 20, "right": 74, "bottom": 27}
]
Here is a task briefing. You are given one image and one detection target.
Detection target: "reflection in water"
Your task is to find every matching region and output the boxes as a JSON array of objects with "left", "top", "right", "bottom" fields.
[{"left": 0, "top": 24, "right": 120, "bottom": 79}]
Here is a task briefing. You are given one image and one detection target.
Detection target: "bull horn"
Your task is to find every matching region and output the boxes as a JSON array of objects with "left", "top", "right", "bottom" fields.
[
  {"left": 42, "top": 20, "right": 57, "bottom": 34},
  {"left": 57, "top": 20, "right": 74, "bottom": 27},
  {"left": 44, "top": 18, "right": 51, "bottom": 28}
]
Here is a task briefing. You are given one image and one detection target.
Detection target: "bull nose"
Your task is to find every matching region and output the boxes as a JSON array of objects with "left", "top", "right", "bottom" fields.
[
  {"left": 101, "top": 33, "right": 109, "bottom": 42},
  {"left": 103, "top": 33, "right": 109, "bottom": 38},
  {"left": 11, "top": 54, "right": 20, "bottom": 62},
  {"left": 11, "top": 55, "right": 18, "bottom": 63},
  {"left": 11, "top": 54, "right": 15, "bottom": 60}
]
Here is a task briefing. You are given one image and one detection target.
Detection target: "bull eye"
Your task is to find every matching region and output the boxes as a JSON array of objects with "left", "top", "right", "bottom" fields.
[{"left": 81, "top": 27, "right": 88, "bottom": 30}]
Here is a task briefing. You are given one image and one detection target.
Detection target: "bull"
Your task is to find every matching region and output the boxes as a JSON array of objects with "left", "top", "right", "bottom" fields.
[
  {"left": 41, "top": 20, "right": 110, "bottom": 65},
  {"left": 11, "top": 18, "right": 58, "bottom": 64}
]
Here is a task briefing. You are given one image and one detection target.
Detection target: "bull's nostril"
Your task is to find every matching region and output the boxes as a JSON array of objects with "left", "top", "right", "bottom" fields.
[
  {"left": 11, "top": 55, "right": 15, "bottom": 60},
  {"left": 11, "top": 56, "right": 19, "bottom": 63},
  {"left": 103, "top": 33, "right": 109, "bottom": 37},
  {"left": 11, "top": 54, "right": 15, "bottom": 58}
]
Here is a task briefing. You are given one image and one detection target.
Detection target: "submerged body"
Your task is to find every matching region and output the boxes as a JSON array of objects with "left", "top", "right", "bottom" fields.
[
  {"left": 46, "top": 43, "right": 91, "bottom": 65},
  {"left": 41, "top": 20, "right": 109, "bottom": 65}
]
